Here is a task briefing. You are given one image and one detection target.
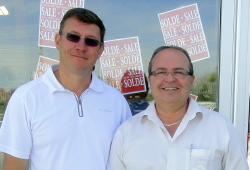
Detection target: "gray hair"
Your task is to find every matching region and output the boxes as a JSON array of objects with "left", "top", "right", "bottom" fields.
[{"left": 148, "top": 45, "right": 194, "bottom": 75}]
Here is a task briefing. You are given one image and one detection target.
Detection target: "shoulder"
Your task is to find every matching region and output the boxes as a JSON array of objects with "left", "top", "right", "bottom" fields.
[
  {"left": 12, "top": 77, "right": 44, "bottom": 98},
  {"left": 92, "top": 75, "right": 129, "bottom": 106},
  {"left": 201, "top": 107, "right": 230, "bottom": 122},
  {"left": 92, "top": 74, "right": 122, "bottom": 95},
  {"left": 103, "top": 82, "right": 122, "bottom": 95},
  {"left": 115, "top": 111, "right": 144, "bottom": 134},
  {"left": 200, "top": 106, "right": 236, "bottom": 133}
]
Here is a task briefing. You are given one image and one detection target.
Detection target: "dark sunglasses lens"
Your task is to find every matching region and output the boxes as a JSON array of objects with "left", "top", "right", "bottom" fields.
[
  {"left": 66, "top": 33, "right": 80, "bottom": 43},
  {"left": 85, "top": 38, "right": 99, "bottom": 47}
]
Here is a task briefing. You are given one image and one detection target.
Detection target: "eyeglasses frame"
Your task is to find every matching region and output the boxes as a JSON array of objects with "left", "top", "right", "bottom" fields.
[
  {"left": 149, "top": 69, "right": 193, "bottom": 79},
  {"left": 59, "top": 32, "right": 103, "bottom": 46}
]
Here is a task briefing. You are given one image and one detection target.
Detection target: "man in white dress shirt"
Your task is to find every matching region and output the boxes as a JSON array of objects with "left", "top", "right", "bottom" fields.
[{"left": 107, "top": 45, "right": 249, "bottom": 170}]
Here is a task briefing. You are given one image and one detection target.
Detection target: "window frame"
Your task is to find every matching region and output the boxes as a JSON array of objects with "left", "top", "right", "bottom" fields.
[{"left": 219, "top": 0, "right": 250, "bottom": 150}]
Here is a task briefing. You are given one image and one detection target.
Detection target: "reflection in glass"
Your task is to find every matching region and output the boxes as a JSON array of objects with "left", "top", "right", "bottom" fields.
[{"left": 0, "top": 0, "right": 220, "bottom": 114}]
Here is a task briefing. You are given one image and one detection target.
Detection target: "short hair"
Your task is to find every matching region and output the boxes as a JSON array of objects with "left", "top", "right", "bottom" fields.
[
  {"left": 59, "top": 8, "right": 106, "bottom": 43},
  {"left": 148, "top": 45, "right": 194, "bottom": 75}
]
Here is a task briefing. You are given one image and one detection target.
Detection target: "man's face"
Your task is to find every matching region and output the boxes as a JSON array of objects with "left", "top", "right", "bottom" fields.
[
  {"left": 55, "top": 17, "right": 104, "bottom": 74},
  {"left": 148, "top": 48, "right": 195, "bottom": 106}
]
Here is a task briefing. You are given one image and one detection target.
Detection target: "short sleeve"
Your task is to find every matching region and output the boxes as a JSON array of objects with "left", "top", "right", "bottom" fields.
[{"left": 0, "top": 93, "right": 32, "bottom": 159}]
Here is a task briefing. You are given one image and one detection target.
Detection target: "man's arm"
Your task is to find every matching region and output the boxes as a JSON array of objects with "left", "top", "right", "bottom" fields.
[
  {"left": 3, "top": 153, "right": 28, "bottom": 170},
  {"left": 223, "top": 121, "right": 249, "bottom": 170},
  {"left": 107, "top": 130, "right": 125, "bottom": 170}
]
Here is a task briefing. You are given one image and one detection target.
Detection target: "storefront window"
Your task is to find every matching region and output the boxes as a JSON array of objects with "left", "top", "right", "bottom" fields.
[{"left": 0, "top": 0, "right": 220, "bottom": 167}]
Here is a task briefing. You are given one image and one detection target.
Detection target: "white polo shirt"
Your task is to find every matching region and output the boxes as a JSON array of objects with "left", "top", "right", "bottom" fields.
[
  {"left": 107, "top": 99, "right": 248, "bottom": 170},
  {"left": 0, "top": 64, "right": 131, "bottom": 170}
]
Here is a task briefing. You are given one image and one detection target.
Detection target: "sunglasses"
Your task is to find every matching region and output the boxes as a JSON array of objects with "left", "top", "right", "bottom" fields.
[{"left": 59, "top": 32, "right": 103, "bottom": 47}]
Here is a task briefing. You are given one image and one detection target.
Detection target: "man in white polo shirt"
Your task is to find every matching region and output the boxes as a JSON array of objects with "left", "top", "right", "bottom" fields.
[
  {"left": 0, "top": 8, "right": 131, "bottom": 170},
  {"left": 107, "top": 45, "right": 248, "bottom": 170}
]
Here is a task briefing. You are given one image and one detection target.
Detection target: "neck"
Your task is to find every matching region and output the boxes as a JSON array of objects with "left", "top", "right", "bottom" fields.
[
  {"left": 156, "top": 99, "right": 189, "bottom": 121},
  {"left": 54, "top": 68, "right": 92, "bottom": 97},
  {"left": 155, "top": 99, "right": 189, "bottom": 137}
]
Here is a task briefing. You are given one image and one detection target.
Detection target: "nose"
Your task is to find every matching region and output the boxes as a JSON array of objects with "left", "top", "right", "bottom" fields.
[
  {"left": 75, "top": 39, "right": 87, "bottom": 51},
  {"left": 164, "top": 71, "right": 176, "bottom": 82}
]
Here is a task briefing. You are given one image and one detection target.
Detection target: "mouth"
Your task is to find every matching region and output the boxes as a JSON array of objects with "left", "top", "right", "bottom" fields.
[
  {"left": 162, "top": 87, "right": 178, "bottom": 91},
  {"left": 72, "top": 54, "right": 86, "bottom": 59}
]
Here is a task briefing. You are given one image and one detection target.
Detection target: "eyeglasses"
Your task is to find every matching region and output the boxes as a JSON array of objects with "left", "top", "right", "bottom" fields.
[
  {"left": 59, "top": 32, "right": 103, "bottom": 47},
  {"left": 149, "top": 69, "right": 193, "bottom": 79}
]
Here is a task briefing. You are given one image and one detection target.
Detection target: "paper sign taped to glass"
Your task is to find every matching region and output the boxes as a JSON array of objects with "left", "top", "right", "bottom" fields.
[
  {"left": 158, "top": 3, "right": 210, "bottom": 62},
  {"left": 100, "top": 37, "right": 147, "bottom": 94},
  {"left": 38, "top": 0, "right": 85, "bottom": 48}
]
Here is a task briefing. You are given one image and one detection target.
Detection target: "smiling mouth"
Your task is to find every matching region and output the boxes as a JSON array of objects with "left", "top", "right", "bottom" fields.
[
  {"left": 72, "top": 55, "right": 86, "bottom": 59},
  {"left": 162, "top": 87, "right": 178, "bottom": 91}
]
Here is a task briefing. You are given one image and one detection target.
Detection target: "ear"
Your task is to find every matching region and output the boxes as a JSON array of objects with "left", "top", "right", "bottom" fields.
[
  {"left": 97, "top": 44, "right": 104, "bottom": 59},
  {"left": 190, "top": 75, "right": 195, "bottom": 85},
  {"left": 148, "top": 75, "right": 152, "bottom": 85},
  {"left": 55, "top": 33, "right": 61, "bottom": 50}
]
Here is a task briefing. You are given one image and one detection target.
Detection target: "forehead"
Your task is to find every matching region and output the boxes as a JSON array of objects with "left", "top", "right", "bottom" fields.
[
  {"left": 152, "top": 48, "right": 189, "bottom": 69},
  {"left": 62, "top": 17, "right": 100, "bottom": 33},
  {"left": 63, "top": 17, "right": 90, "bottom": 28}
]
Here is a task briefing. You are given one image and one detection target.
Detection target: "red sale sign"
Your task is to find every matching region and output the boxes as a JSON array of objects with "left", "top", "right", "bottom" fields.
[
  {"left": 100, "top": 37, "right": 146, "bottom": 94},
  {"left": 158, "top": 3, "right": 210, "bottom": 62},
  {"left": 38, "top": 0, "right": 85, "bottom": 48}
]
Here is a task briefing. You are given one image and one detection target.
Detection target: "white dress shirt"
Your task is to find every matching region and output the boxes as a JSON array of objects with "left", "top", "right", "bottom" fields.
[{"left": 107, "top": 98, "right": 249, "bottom": 170}]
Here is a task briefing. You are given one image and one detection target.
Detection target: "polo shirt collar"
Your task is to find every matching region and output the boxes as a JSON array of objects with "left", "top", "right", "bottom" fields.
[
  {"left": 88, "top": 73, "right": 103, "bottom": 93},
  {"left": 43, "top": 64, "right": 104, "bottom": 94}
]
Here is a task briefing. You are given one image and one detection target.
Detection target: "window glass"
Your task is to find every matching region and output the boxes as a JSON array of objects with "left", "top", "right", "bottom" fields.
[{"left": 0, "top": 0, "right": 220, "bottom": 167}]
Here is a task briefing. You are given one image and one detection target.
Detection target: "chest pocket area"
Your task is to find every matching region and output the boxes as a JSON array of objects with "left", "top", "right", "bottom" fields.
[{"left": 186, "top": 149, "right": 215, "bottom": 170}]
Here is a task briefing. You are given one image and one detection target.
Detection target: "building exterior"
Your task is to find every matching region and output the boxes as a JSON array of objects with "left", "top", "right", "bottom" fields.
[{"left": 0, "top": 0, "right": 249, "bottom": 167}]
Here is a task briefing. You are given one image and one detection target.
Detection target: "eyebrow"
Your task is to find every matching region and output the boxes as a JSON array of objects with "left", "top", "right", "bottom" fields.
[
  {"left": 154, "top": 67, "right": 186, "bottom": 71},
  {"left": 66, "top": 31, "right": 99, "bottom": 39},
  {"left": 67, "top": 31, "right": 79, "bottom": 35}
]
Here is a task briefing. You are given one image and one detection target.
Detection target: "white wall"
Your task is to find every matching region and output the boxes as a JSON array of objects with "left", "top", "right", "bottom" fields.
[{"left": 220, "top": 0, "right": 250, "bottom": 150}]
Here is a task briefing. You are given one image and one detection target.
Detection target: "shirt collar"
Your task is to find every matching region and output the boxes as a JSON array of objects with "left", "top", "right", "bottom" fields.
[
  {"left": 139, "top": 100, "right": 162, "bottom": 125},
  {"left": 184, "top": 98, "right": 204, "bottom": 121},
  {"left": 88, "top": 73, "right": 103, "bottom": 93},
  {"left": 43, "top": 64, "right": 65, "bottom": 93},
  {"left": 43, "top": 64, "right": 104, "bottom": 94},
  {"left": 139, "top": 98, "right": 204, "bottom": 125}
]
